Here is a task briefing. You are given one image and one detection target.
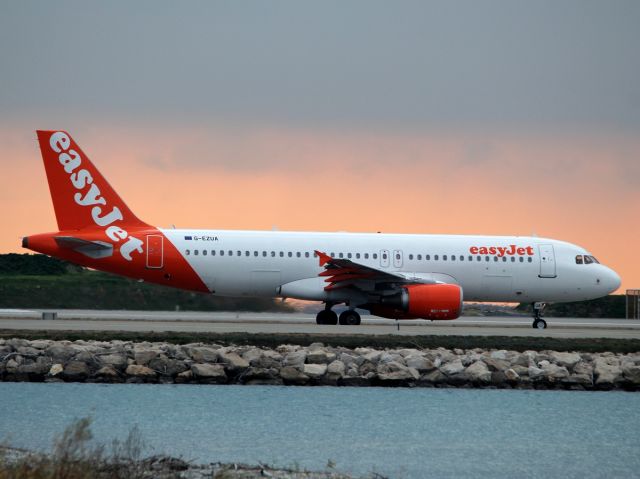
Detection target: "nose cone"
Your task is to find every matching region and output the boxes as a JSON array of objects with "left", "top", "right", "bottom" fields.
[{"left": 604, "top": 267, "right": 621, "bottom": 293}]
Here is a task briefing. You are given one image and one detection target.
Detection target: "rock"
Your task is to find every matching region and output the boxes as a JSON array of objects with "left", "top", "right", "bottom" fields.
[
  {"left": 175, "top": 370, "right": 193, "bottom": 383},
  {"left": 464, "top": 361, "right": 492, "bottom": 383},
  {"left": 327, "top": 360, "right": 346, "bottom": 376},
  {"left": 483, "top": 358, "right": 510, "bottom": 372},
  {"left": 303, "top": 363, "right": 327, "bottom": 378},
  {"left": 218, "top": 352, "right": 250, "bottom": 373},
  {"left": 242, "top": 348, "right": 263, "bottom": 364},
  {"left": 340, "top": 353, "right": 363, "bottom": 367},
  {"left": 573, "top": 362, "right": 593, "bottom": 376},
  {"left": 490, "top": 350, "right": 508, "bottom": 360},
  {"left": 418, "top": 370, "right": 447, "bottom": 386},
  {"left": 190, "top": 363, "right": 226, "bottom": 383},
  {"left": 63, "top": 361, "right": 90, "bottom": 381},
  {"left": 541, "top": 363, "right": 570, "bottom": 382},
  {"left": 49, "top": 364, "right": 64, "bottom": 376},
  {"left": 283, "top": 351, "right": 307, "bottom": 369},
  {"left": 45, "top": 345, "right": 75, "bottom": 362},
  {"left": 562, "top": 373, "right": 593, "bottom": 387},
  {"left": 377, "top": 361, "right": 419, "bottom": 382},
  {"left": 504, "top": 369, "right": 520, "bottom": 382},
  {"left": 306, "top": 348, "right": 336, "bottom": 364},
  {"left": 125, "top": 364, "right": 157, "bottom": 380},
  {"left": 528, "top": 366, "right": 546, "bottom": 381},
  {"left": 379, "top": 352, "right": 404, "bottom": 365},
  {"left": 363, "top": 351, "right": 382, "bottom": 363},
  {"left": 30, "top": 340, "right": 51, "bottom": 350},
  {"left": 622, "top": 365, "right": 640, "bottom": 385},
  {"left": 99, "top": 354, "right": 128, "bottom": 370},
  {"left": 241, "top": 367, "right": 280, "bottom": 383},
  {"left": 550, "top": 352, "right": 582, "bottom": 369},
  {"left": 16, "top": 346, "right": 40, "bottom": 357},
  {"left": 594, "top": 359, "right": 622, "bottom": 387},
  {"left": 94, "top": 366, "right": 120, "bottom": 381},
  {"left": 512, "top": 365, "right": 530, "bottom": 377},
  {"left": 149, "top": 357, "right": 188, "bottom": 377},
  {"left": 251, "top": 356, "right": 281, "bottom": 369},
  {"left": 17, "top": 358, "right": 51, "bottom": 376},
  {"left": 359, "top": 361, "right": 377, "bottom": 376},
  {"left": 339, "top": 376, "right": 371, "bottom": 387},
  {"left": 186, "top": 347, "right": 219, "bottom": 363},
  {"left": 440, "top": 359, "right": 465, "bottom": 376},
  {"left": 279, "top": 366, "right": 309, "bottom": 385},
  {"left": 134, "top": 350, "right": 158, "bottom": 366},
  {"left": 5, "top": 359, "right": 19, "bottom": 372},
  {"left": 405, "top": 355, "right": 436, "bottom": 373}
]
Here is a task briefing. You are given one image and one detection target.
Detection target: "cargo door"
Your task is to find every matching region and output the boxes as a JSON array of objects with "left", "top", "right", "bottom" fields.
[{"left": 146, "top": 235, "right": 163, "bottom": 269}]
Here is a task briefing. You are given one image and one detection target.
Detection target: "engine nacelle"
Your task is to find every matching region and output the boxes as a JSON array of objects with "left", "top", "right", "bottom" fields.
[{"left": 372, "top": 283, "right": 463, "bottom": 320}]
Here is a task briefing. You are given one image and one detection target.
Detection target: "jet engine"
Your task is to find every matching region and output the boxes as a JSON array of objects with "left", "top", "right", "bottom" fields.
[{"left": 371, "top": 283, "right": 463, "bottom": 320}]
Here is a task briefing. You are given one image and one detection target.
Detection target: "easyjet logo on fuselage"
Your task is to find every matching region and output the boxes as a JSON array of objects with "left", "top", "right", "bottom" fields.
[
  {"left": 469, "top": 245, "right": 534, "bottom": 257},
  {"left": 49, "top": 132, "right": 144, "bottom": 261}
]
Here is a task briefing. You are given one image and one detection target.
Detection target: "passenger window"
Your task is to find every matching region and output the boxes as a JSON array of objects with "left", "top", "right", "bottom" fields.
[
  {"left": 364, "top": 253, "right": 369, "bottom": 259},
  {"left": 468, "top": 256, "right": 473, "bottom": 261},
  {"left": 297, "top": 252, "right": 301, "bottom": 258},
  {"left": 485, "top": 256, "right": 489, "bottom": 261},
  {"left": 245, "top": 251, "right": 249, "bottom": 257},
  {"left": 584, "top": 256, "right": 593, "bottom": 264},
  {"left": 373, "top": 253, "right": 378, "bottom": 259},
  {"left": 262, "top": 251, "right": 267, "bottom": 257},
  {"left": 305, "top": 252, "right": 310, "bottom": 258},
  {"left": 331, "top": 252, "right": 335, "bottom": 257},
  {"left": 396, "top": 253, "right": 400, "bottom": 260},
  {"left": 339, "top": 253, "right": 344, "bottom": 258},
  {"left": 271, "top": 251, "right": 275, "bottom": 257},
  {"left": 434, "top": 255, "right": 439, "bottom": 261},
  {"left": 460, "top": 256, "right": 464, "bottom": 261},
  {"left": 347, "top": 253, "right": 352, "bottom": 259},
  {"left": 417, "top": 254, "right": 422, "bottom": 260},
  {"left": 203, "top": 250, "right": 207, "bottom": 256},
  {"left": 229, "top": 250, "right": 233, "bottom": 256},
  {"left": 426, "top": 255, "right": 431, "bottom": 260},
  {"left": 443, "top": 255, "right": 447, "bottom": 261},
  {"left": 494, "top": 257, "right": 498, "bottom": 262},
  {"left": 519, "top": 257, "right": 524, "bottom": 262},
  {"left": 254, "top": 251, "right": 258, "bottom": 257},
  {"left": 194, "top": 250, "right": 199, "bottom": 256},
  {"left": 313, "top": 252, "right": 318, "bottom": 258},
  {"left": 527, "top": 257, "right": 532, "bottom": 263},
  {"left": 356, "top": 253, "right": 360, "bottom": 259},
  {"left": 451, "top": 255, "right": 455, "bottom": 261},
  {"left": 288, "top": 252, "right": 293, "bottom": 257},
  {"left": 237, "top": 251, "right": 241, "bottom": 256},
  {"left": 186, "top": 249, "right": 190, "bottom": 255},
  {"left": 502, "top": 257, "right": 507, "bottom": 262},
  {"left": 382, "top": 253, "right": 387, "bottom": 260},
  {"left": 279, "top": 251, "right": 284, "bottom": 257},
  {"left": 476, "top": 256, "right": 481, "bottom": 261},
  {"left": 220, "top": 250, "right": 224, "bottom": 256},
  {"left": 511, "top": 257, "right": 515, "bottom": 262},
  {"left": 409, "top": 254, "right": 414, "bottom": 260},
  {"left": 211, "top": 250, "right": 216, "bottom": 256}
]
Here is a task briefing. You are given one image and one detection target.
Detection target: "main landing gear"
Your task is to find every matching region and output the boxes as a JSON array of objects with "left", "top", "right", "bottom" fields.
[
  {"left": 532, "top": 302, "right": 547, "bottom": 329},
  {"left": 315, "top": 304, "right": 361, "bottom": 326}
]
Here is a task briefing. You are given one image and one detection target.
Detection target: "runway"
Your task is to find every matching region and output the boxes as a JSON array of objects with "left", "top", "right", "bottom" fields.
[{"left": 0, "top": 309, "right": 639, "bottom": 339}]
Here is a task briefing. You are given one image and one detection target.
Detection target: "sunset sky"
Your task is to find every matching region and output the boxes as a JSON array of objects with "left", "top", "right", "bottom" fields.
[{"left": 1, "top": 1, "right": 638, "bottom": 292}]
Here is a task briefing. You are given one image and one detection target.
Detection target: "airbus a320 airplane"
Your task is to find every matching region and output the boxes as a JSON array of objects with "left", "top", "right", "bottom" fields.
[{"left": 23, "top": 131, "right": 621, "bottom": 329}]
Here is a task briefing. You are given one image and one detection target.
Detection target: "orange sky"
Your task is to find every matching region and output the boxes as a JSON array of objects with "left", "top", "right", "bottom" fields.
[{"left": 1, "top": 124, "right": 638, "bottom": 292}]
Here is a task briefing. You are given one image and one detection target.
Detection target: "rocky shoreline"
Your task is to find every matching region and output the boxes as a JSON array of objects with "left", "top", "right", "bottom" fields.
[{"left": 1, "top": 338, "right": 639, "bottom": 390}]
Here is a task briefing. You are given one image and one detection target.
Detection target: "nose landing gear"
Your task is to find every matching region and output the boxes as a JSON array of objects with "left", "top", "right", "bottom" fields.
[{"left": 532, "top": 302, "right": 547, "bottom": 329}]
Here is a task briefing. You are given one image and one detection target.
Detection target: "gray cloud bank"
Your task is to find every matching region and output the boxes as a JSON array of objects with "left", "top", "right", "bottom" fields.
[{"left": 1, "top": 0, "right": 639, "bottom": 132}]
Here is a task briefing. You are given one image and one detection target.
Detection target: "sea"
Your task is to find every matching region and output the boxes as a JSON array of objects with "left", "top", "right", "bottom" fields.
[{"left": 1, "top": 383, "right": 638, "bottom": 478}]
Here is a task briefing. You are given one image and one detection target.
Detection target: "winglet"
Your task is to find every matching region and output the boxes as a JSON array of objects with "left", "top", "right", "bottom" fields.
[{"left": 315, "top": 250, "right": 332, "bottom": 266}]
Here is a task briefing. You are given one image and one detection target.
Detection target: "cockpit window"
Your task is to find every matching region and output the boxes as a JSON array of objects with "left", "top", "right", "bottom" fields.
[
  {"left": 589, "top": 256, "right": 600, "bottom": 264},
  {"left": 575, "top": 255, "right": 583, "bottom": 264},
  {"left": 584, "top": 255, "right": 593, "bottom": 264}
]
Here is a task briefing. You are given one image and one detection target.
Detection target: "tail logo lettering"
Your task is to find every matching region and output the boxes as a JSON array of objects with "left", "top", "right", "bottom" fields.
[{"left": 49, "top": 132, "right": 143, "bottom": 261}]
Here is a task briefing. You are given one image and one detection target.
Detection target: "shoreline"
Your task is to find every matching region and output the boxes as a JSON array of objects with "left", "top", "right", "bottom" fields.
[{"left": 1, "top": 338, "right": 639, "bottom": 391}]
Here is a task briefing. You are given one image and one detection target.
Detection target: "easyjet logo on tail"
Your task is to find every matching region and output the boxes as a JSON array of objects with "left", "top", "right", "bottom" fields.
[
  {"left": 49, "top": 132, "right": 144, "bottom": 261},
  {"left": 469, "top": 245, "right": 534, "bottom": 257}
]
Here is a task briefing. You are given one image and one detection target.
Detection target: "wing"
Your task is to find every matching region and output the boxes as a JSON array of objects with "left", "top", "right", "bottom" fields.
[{"left": 315, "top": 250, "right": 434, "bottom": 292}]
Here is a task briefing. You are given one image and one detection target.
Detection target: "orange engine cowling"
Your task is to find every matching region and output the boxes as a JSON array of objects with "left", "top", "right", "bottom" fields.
[{"left": 372, "top": 283, "right": 463, "bottom": 320}]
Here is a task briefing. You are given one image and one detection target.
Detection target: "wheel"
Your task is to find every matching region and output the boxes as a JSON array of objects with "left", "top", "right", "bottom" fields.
[
  {"left": 532, "top": 318, "right": 547, "bottom": 329},
  {"left": 316, "top": 310, "right": 338, "bottom": 325},
  {"left": 339, "top": 310, "right": 361, "bottom": 326}
]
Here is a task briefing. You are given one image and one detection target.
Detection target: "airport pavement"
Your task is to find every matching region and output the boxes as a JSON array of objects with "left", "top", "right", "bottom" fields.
[{"left": 0, "top": 309, "right": 639, "bottom": 338}]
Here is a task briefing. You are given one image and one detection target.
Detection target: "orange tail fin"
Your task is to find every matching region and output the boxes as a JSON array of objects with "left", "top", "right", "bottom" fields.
[{"left": 36, "top": 130, "right": 148, "bottom": 231}]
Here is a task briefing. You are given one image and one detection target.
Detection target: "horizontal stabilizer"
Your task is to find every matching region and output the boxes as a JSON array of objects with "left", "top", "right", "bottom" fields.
[{"left": 54, "top": 236, "right": 114, "bottom": 259}]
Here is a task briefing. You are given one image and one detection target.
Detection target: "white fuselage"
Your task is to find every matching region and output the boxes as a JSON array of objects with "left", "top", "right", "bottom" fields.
[{"left": 163, "top": 230, "right": 620, "bottom": 304}]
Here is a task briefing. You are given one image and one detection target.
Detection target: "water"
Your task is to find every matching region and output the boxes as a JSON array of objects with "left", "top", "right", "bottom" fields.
[{"left": 1, "top": 383, "right": 639, "bottom": 478}]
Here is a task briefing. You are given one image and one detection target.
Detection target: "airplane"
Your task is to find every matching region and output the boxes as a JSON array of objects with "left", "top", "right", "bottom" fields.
[{"left": 22, "top": 130, "right": 621, "bottom": 329}]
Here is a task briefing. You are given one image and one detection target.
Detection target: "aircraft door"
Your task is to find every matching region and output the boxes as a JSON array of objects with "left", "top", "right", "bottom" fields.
[
  {"left": 393, "top": 250, "right": 403, "bottom": 268},
  {"left": 146, "top": 235, "right": 164, "bottom": 269},
  {"left": 380, "top": 249, "right": 390, "bottom": 268},
  {"left": 538, "top": 244, "right": 556, "bottom": 278}
]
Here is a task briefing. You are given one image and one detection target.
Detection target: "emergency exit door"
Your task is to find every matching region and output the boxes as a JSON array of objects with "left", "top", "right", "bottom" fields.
[{"left": 146, "top": 235, "right": 164, "bottom": 269}]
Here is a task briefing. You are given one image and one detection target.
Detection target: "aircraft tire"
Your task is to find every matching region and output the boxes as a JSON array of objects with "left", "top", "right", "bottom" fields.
[
  {"left": 316, "top": 310, "right": 338, "bottom": 325},
  {"left": 339, "top": 310, "right": 361, "bottom": 326},
  {"left": 532, "top": 318, "right": 547, "bottom": 329}
]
